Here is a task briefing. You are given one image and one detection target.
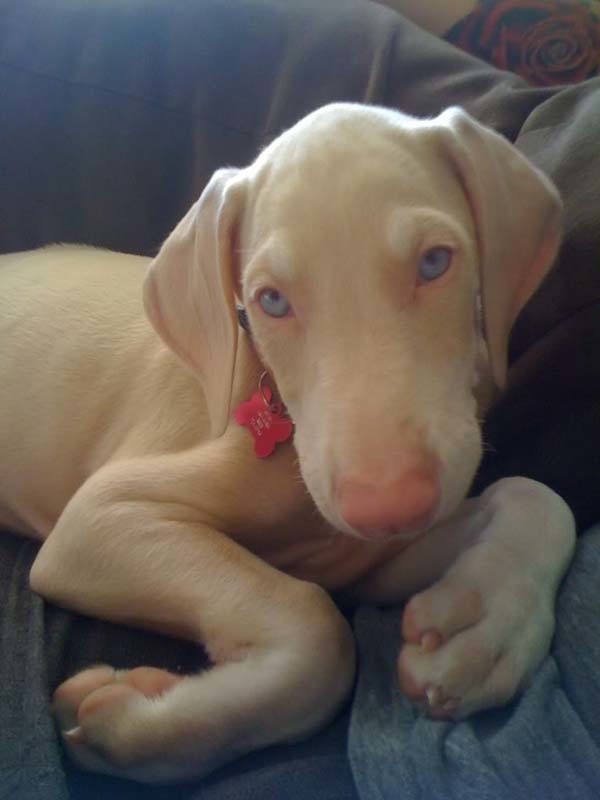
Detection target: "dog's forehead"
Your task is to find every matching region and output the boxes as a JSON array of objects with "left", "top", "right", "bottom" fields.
[
  {"left": 260, "top": 107, "right": 432, "bottom": 181},
  {"left": 260, "top": 103, "right": 427, "bottom": 159},
  {"left": 243, "top": 106, "right": 469, "bottom": 257},
  {"left": 249, "top": 106, "right": 460, "bottom": 225}
]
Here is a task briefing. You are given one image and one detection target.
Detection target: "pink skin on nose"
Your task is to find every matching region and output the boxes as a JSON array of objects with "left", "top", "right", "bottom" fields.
[{"left": 336, "top": 466, "right": 440, "bottom": 540}]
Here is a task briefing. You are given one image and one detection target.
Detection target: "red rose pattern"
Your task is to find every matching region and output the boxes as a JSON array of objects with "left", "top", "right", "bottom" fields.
[{"left": 446, "top": 0, "right": 600, "bottom": 85}]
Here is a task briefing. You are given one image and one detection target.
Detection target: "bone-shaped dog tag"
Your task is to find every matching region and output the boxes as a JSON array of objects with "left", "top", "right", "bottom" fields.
[{"left": 234, "top": 385, "right": 293, "bottom": 458}]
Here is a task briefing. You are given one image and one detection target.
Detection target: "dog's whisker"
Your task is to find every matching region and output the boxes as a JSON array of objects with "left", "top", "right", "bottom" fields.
[{"left": 481, "top": 438, "right": 497, "bottom": 455}]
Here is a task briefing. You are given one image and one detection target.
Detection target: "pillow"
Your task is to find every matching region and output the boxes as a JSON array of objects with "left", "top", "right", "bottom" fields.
[{"left": 445, "top": 0, "right": 600, "bottom": 85}]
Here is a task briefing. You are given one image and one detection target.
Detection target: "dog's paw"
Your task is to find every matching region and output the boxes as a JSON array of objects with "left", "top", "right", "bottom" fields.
[
  {"left": 397, "top": 537, "right": 555, "bottom": 719},
  {"left": 53, "top": 665, "right": 185, "bottom": 781}
]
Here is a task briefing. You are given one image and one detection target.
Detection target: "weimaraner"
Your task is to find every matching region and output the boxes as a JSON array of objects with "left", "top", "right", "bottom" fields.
[{"left": 0, "top": 104, "right": 575, "bottom": 783}]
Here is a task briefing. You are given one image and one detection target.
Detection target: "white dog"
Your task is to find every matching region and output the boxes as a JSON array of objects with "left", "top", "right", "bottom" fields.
[{"left": 0, "top": 103, "right": 575, "bottom": 783}]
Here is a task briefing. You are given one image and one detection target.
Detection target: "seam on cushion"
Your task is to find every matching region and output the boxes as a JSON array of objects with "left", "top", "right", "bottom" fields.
[
  {"left": 518, "top": 120, "right": 571, "bottom": 139},
  {"left": 544, "top": 295, "right": 600, "bottom": 333},
  {"left": 0, "top": 58, "right": 259, "bottom": 140}
]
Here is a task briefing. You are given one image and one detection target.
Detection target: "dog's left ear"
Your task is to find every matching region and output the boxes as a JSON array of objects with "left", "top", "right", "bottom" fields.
[
  {"left": 144, "top": 168, "right": 246, "bottom": 437},
  {"left": 431, "top": 107, "right": 562, "bottom": 387}
]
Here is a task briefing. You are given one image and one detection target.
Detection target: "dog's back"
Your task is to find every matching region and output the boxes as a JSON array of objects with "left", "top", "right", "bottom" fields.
[{"left": 0, "top": 246, "right": 208, "bottom": 537}]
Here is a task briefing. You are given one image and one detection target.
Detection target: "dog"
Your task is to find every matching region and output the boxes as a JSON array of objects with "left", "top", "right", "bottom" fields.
[{"left": 0, "top": 103, "right": 575, "bottom": 783}]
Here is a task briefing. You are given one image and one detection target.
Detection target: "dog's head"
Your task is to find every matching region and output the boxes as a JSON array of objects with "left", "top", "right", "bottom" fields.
[{"left": 144, "top": 104, "right": 562, "bottom": 541}]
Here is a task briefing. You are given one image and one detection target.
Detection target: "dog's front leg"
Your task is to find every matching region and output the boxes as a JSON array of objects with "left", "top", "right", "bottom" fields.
[
  {"left": 352, "top": 478, "right": 576, "bottom": 718},
  {"left": 30, "top": 458, "right": 355, "bottom": 784}
]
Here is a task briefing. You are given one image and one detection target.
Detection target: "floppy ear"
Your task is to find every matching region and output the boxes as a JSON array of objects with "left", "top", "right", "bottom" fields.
[
  {"left": 431, "top": 107, "right": 562, "bottom": 387},
  {"left": 143, "top": 168, "right": 245, "bottom": 437}
]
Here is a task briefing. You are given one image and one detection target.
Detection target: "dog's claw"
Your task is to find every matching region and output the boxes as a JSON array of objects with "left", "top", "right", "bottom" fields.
[
  {"left": 425, "top": 685, "right": 442, "bottom": 707},
  {"left": 422, "top": 684, "right": 460, "bottom": 718},
  {"left": 63, "top": 726, "right": 85, "bottom": 744}
]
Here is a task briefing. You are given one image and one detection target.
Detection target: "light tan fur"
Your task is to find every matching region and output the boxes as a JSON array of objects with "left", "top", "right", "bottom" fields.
[{"left": 0, "top": 104, "right": 575, "bottom": 783}]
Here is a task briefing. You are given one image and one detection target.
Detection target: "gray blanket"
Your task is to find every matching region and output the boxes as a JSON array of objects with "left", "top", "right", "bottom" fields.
[
  {"left": 0, "top": 536, "right": 66, "bottom": 800},
  {"left": 350, "top": 524, "right": 600, "bottom": 800}
]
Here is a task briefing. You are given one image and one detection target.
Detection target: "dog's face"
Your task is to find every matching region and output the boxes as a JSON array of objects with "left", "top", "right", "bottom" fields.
[
  {"left": 240, "top": 114, "right": 482, "bottom": 538},
  {"left": 145, "top": 104, "right": 562, "bottom": 543}
]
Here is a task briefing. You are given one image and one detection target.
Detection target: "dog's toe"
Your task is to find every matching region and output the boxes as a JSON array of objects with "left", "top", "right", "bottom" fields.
[
  {"left": 53, "top": 665, "right": 116, "bottom": 731},
  {"left": 117, "top": 666, "right": 183, "bottom": 696},
  {"left": 401, "top": 579, "right": 485, "bottom": 648},
  {"left": 77, "top": 681, "right": 140, "bottom": 725}
]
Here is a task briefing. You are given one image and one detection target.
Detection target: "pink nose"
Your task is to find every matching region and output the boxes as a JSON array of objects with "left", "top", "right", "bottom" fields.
[{"left": 336, "top": 466, "right": 440, "bottom": 539}]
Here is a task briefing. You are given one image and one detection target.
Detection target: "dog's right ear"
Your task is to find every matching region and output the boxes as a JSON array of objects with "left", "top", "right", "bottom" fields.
[{"left": 144, "top": 168, "right": 246, "bottom": 438}]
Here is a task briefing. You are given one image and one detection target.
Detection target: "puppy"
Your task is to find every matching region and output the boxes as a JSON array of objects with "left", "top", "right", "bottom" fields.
[{"left": 0, "top": 104, "right": 575, "bottom": 783}]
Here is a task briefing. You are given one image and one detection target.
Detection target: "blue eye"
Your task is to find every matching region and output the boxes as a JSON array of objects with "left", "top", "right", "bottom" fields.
[
  {"left": 418, "top": 247, "right": 452, "bottom": 282},
  {"left": 258, "top": 288, "right": 291, "bottom": 318}
]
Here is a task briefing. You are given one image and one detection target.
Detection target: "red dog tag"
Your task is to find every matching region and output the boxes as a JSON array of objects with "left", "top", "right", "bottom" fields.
[{"left": 234, "top": 385, "right": 294, "bottom": 458}]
